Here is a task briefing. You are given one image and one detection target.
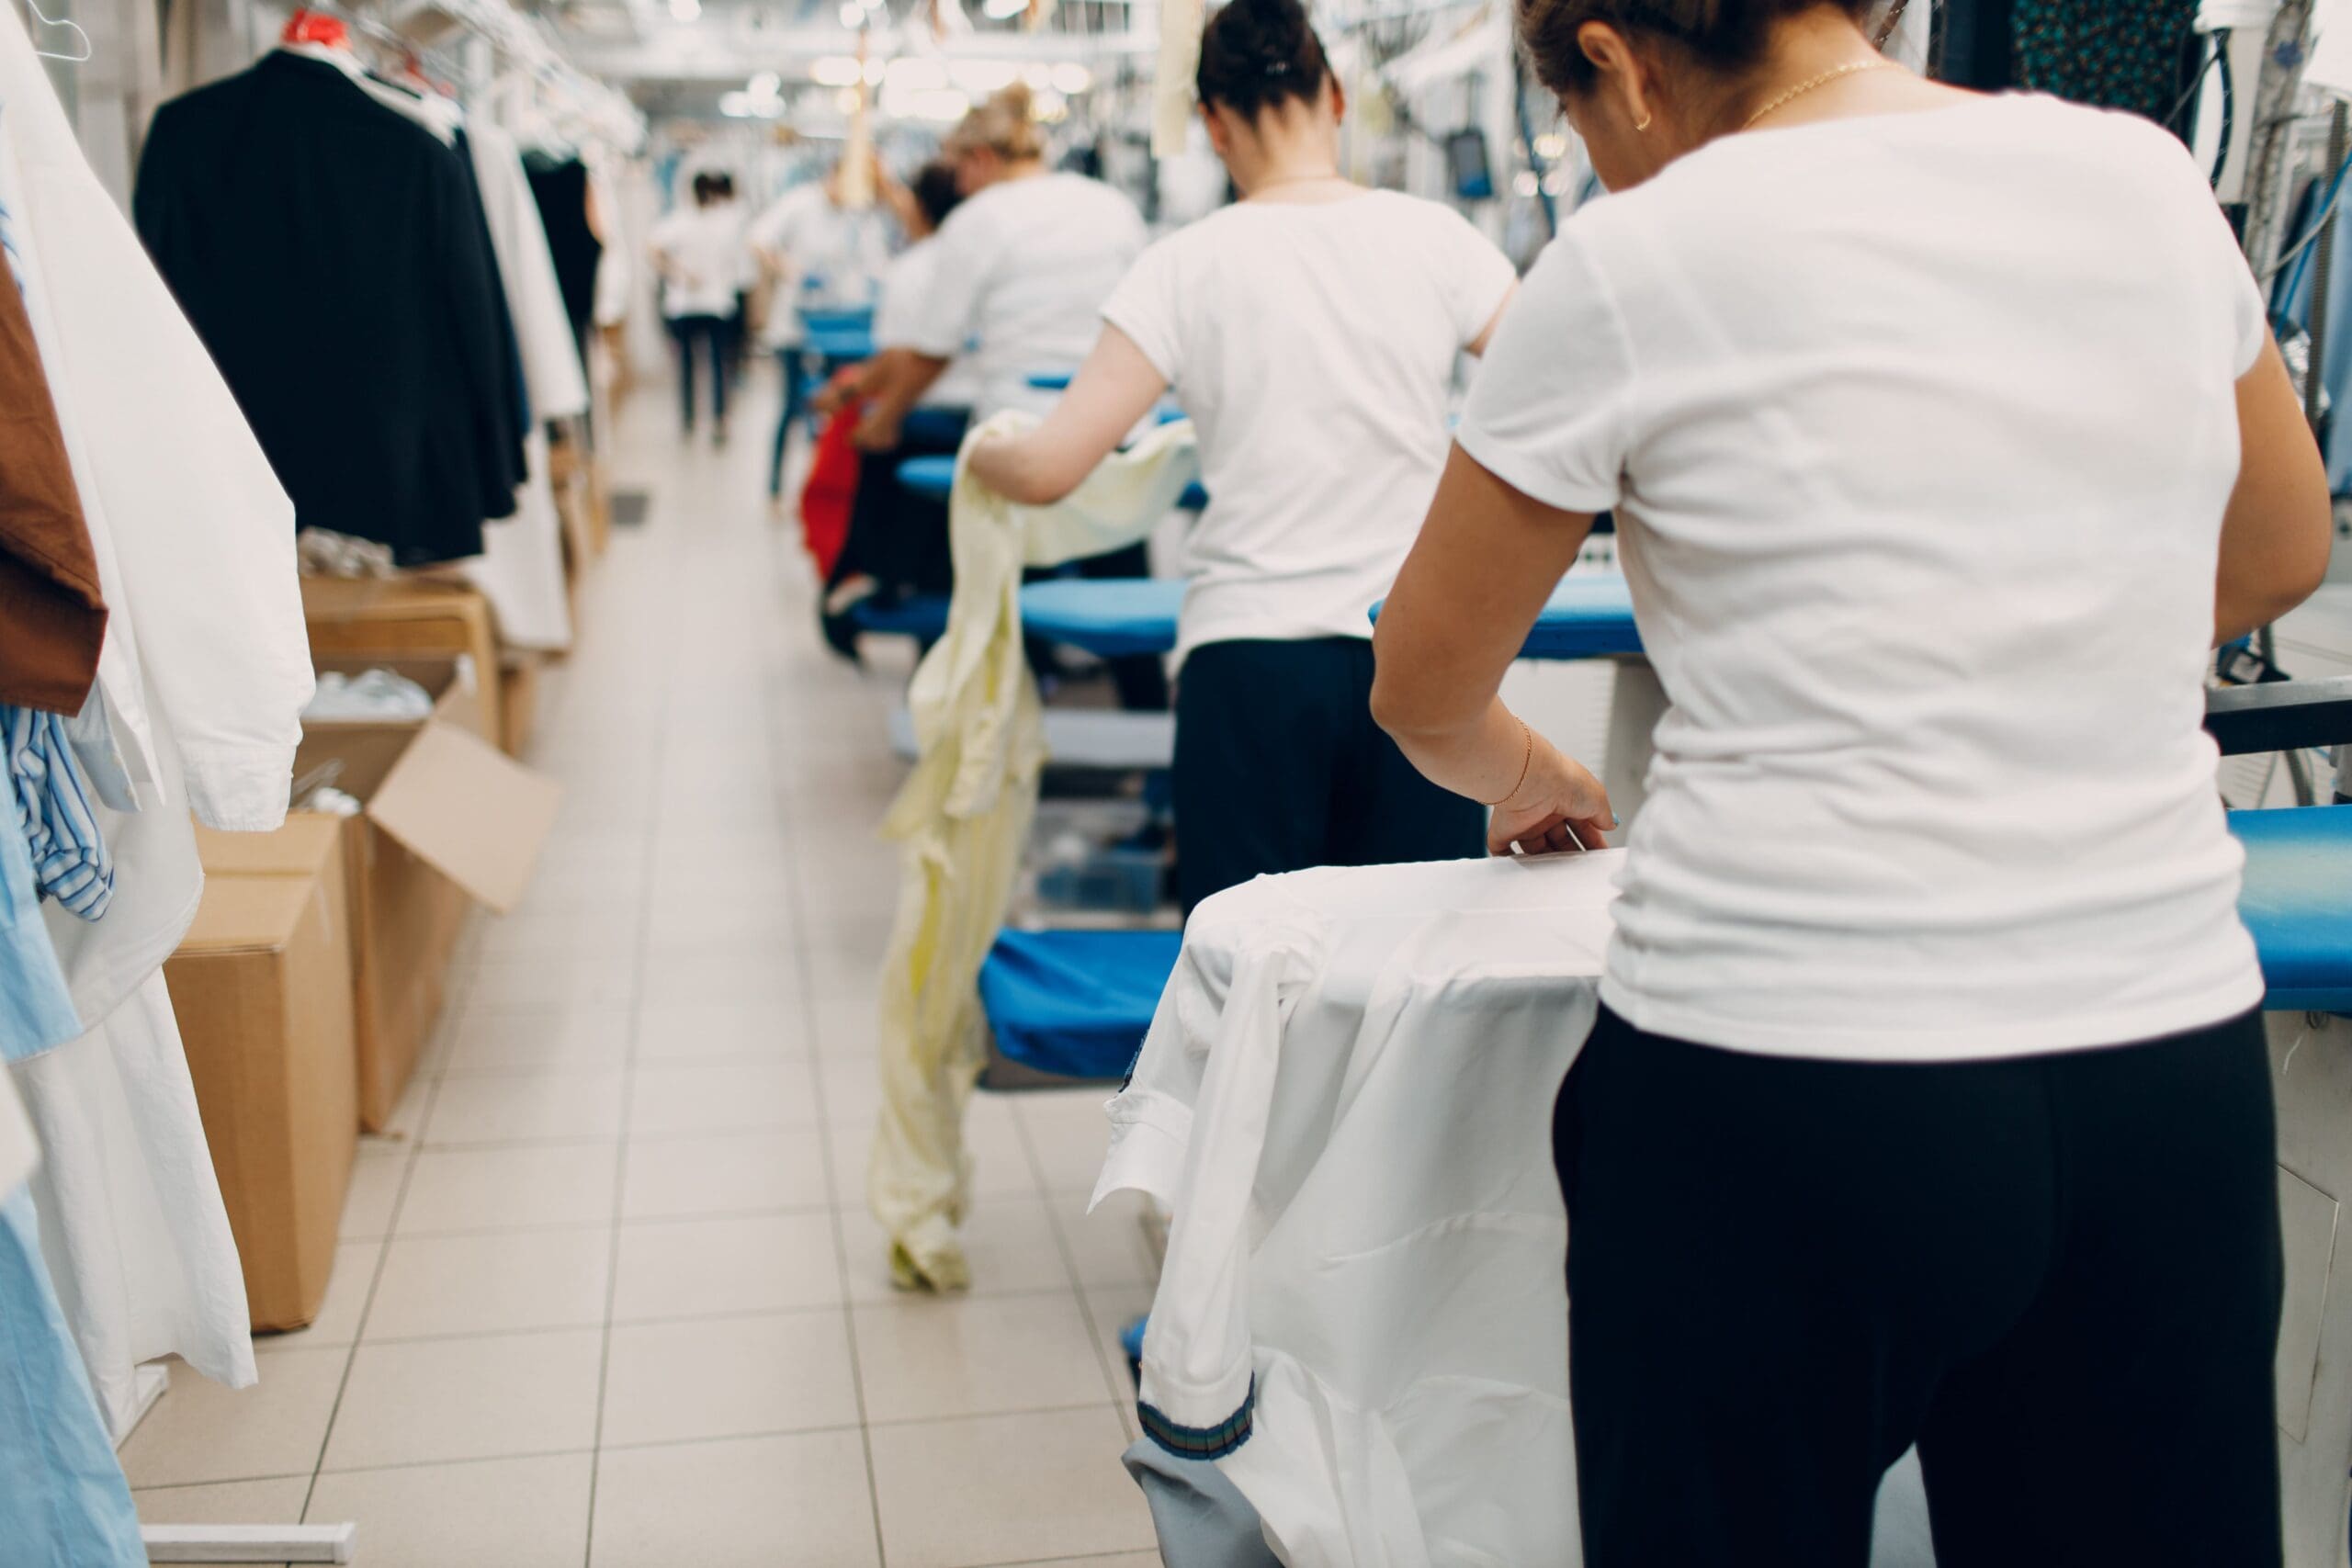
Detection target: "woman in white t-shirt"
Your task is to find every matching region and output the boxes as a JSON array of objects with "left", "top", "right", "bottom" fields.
[
  {"left": 1370, "top": 0, "right": 2333, "bottom": 1561},
  {"left": 967, "top": 0, "right": 1517, "bottom": 908},
  {"left": 876, "top": 82, "right": 1169, "bottom": 711},
  {"left": 648, "top": 170, "right": 750, "bottom": 445}
]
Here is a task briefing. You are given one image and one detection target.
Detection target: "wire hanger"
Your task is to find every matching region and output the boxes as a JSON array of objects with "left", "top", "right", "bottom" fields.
[{"left": 21, "top": 0, "right": 92, "bottom": 62}]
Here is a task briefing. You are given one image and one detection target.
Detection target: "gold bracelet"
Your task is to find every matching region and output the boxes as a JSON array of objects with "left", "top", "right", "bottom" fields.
[{"left": 1485, "top": 717, "right": 1533, "bottom": 807}]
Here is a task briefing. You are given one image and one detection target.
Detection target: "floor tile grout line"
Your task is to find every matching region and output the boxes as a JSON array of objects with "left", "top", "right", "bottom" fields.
[
  {"left": 581, "top": 491, "right": 684, "bottom": 1568},
  {"left": 761, "top": 431, "right": 896, "bottom": 1568}
]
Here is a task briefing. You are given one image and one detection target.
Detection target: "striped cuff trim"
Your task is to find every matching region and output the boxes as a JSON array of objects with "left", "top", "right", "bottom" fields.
[{"left": 1138, "top": 1377, "right": 1254, "bottom": 1461}]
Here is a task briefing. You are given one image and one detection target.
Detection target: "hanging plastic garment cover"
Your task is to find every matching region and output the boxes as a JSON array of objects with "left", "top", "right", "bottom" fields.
[{"left": 868, "top": 413, "right": 1198, "bottom": 1290}]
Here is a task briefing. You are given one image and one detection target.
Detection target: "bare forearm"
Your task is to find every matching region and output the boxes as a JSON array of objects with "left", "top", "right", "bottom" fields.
[{"left": 1375, "top": 693, "right": 1528, "bottom": 806}]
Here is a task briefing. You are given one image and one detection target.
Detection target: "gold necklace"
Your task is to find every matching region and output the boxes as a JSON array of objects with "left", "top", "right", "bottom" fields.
[{"left": 1740, "top": 58, "right": 1894, "bottom": 131}]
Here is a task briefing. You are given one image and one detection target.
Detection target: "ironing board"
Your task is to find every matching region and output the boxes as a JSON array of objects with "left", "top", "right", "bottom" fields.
[{"left": 979, "top": 928, "right": 1184, "bottom": 1080}]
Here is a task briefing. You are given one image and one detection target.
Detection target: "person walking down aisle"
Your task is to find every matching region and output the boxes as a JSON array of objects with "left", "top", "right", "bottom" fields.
[
  {"left": 869, "top": 83, "right": 1170, "bottom": 712},
  {"left": 650, "top": 170, "right": 749, "bottom": 446},
  {"left": 1369, "top": 1, "right": 2335, "bottom": 1563},
  {"left": 752, "top": 154, "right": 896, "bottom": 499},
  {"left": 967, "top": 0, "right": 1516, "bottom": 909}
]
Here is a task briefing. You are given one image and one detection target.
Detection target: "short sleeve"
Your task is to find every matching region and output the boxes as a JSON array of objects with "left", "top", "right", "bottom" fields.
[
  {"left": 1098, "top": 235, "right": 1185, "bottom": 383},
  {"left": 901, "top": 204, "right": 989, "bottom": 359},
  {"left": 1430, "top": 206, "right": 1519, "bottom": 347},
  {"left": 874, "top": 246, "right": 930, "bottom": 350},
  {"left": 2210, "top": 204, "right": 2268, "bottom": 378},
  {"left": 1455, "top": 231, "right": 1636, "bottom": 514}
]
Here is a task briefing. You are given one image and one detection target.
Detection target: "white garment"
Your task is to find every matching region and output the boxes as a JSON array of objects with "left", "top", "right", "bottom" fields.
[
  {"left": 901, "top": 173, "right": 1148, "bottom": 421},
  {"left": 871, "top": 413, "right": 1200, "bottom": 1292},
  {"left": 650, "top": 200, "right": 751, "bottom": 320},
  {"left": 0, "top": 0, "right": 311, "bottom": 837},
  {"left": 748, "top": 182, "right": 892, "bottom": 347},
  {"left": 1457, "top": 94, "right": 2267, "bottom": 1062},
  {"left": 462, "top": 123, "right": 583, "bottom": 653},
  {"left": 1101, "top": 191, "right": 1514, "bottom": 659},
  {"left": 15, "top": 975, "right": 257, "bottom": 1436},
  {"left": 1099, "top": 852, "right": 1622, "bottom": 1567},
  {"left": 591, "top": 159, "right": 631, "bottom": 331},
  {"left": 876, "top": 237, "right": 984, "bottom": 411}
]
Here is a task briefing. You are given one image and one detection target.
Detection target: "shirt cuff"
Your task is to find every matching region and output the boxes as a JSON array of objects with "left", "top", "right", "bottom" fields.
[
  {"left": 1092, "top": 1090, "right": 1191, "bottom": 1210},
  {"left": 178, "top": 740, "right": 298, "bottom": 833}
]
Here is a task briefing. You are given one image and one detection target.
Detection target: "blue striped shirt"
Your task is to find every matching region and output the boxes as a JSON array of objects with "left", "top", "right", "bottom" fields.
[{"left": 5, "top": 705, "right": 111, "bottom": 920}]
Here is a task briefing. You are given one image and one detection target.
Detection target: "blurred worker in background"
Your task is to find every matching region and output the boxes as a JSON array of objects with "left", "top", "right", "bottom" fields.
[
  {"left": 752, "top": 152, "right": 896, "bottom": 501},
  {"left": 965, "top": 0, "right": 1516, "bottom": 908},
  {"left": 649, "top": 168, "right": 749, "bottom": 446}
]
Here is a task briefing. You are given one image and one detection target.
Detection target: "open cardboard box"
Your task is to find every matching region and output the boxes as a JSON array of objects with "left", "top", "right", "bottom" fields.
[
  {"left": 203, "top": 716, "right": 560, "bottom": 1131},
  {"left": 308, "top": 653, "right": 489, "bottom": 743},
  {"left": 167, "top": 816, "right": 357, "bottom": 1331},
  {"left": 302, "top": 576, "right": 507, "bottom": 754}
]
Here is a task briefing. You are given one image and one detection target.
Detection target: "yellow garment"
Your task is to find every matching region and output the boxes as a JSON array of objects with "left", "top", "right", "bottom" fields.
[
  {"left": 869, "top": 412, "right": 1201, "bottom": 1291},
  {"left": 1152, "top": 0, "right": 1205, "bottom": 157}
]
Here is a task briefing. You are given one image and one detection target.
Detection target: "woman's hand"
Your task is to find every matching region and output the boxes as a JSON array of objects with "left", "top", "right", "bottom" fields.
[{"left": 1488, "top": 733, "right": 1615, "bottom": 856}]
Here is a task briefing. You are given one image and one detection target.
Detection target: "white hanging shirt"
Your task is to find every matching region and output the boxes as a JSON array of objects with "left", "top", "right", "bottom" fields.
[
  {"left": 1097, "top": 851, "right": 1623, "bottom": 1567},
  {"left": 1457, "top": 94, "right": 2267, "bottom": 1062},
  {"left": 1101, "top": 190, "right": 1514, "bottom": 659},
  {"left": 900, "top": 173, "right": 1147, "bottom": 421}
]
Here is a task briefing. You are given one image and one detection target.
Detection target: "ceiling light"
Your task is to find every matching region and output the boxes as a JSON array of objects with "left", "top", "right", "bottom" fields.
[
  {"left": 751, "top": 70, "right": 782, "bottom": 94},
  {"left": 980, "top": 0, "right": 1026, "bottom": 18},
  {"left": 949, "top": 58, "right": 1016, "bottom": 91},
  {"left": 1050, "top": 62, "right": 1090, "bottom": 94},
  {"left": 865, "top": 56, "right": 886, "bottom": 83},
  {"left": 838, "top": 1, "right": 864, "bottom": 25},
  {"left": 809, "top": 54, "right": 863, "bottom": 85},
  {"left": 668, "top": 0, "right": 700, "bottom": 20},
  {"left": 1532, "top": 131, "right": 1566, "bottom": 160},
  {"left": 886, "top": 57, "right": 947, "bottom": 90},
  {"left": 837, "top": 86, "right": 863, "bottom": 112},
  {"left": 719, "top": 89, "right": 752, "bottom": 116}
]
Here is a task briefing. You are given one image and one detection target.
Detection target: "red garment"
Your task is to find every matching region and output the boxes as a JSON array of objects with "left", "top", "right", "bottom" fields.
[
  {"left": 0, "top": 259, "right": 106, "bottom": 715},
  {"left": 799, "top": 398, "right": 864, "bottom": 580}
]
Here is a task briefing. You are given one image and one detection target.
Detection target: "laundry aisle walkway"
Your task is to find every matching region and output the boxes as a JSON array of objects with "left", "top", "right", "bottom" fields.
[{"left": 119, "top": 382, "right": 1162, "bottom": 1567}]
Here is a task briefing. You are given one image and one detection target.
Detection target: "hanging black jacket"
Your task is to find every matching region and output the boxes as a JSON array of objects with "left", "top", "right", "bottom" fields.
[{"left": 134, "top": 51, "right": 524, "bottom": 566}]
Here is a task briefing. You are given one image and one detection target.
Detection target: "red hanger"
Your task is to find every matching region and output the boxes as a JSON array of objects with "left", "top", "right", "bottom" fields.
[{"left": 281, "top": 9, "right": 349, "bottom": 49}]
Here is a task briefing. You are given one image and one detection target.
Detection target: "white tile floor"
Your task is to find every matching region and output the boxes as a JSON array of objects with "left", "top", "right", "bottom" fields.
[{"left": 124, "top": 387, "right": 1161, "bottom": 1567}]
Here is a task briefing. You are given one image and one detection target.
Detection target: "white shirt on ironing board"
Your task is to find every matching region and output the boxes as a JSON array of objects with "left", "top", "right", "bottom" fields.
[
  {"left": 1457, "top": 93, "right": 2267, "bottom": 1062},
  {"left": 1100, "top": 190, "right": 1514, "bottom": 661},
  {"left": 1096, "top": 851, "right": 1621, "bottom": 1567}
]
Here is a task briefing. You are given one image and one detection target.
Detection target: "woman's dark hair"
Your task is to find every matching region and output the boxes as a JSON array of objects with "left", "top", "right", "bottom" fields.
[
  {"left": 911, "top": 160, "right": 963, "bottom": 231},
  {"left": 1520, "top": 0, "right": 1875, "bottom": 95},
  {"left": 691, "top": 170, "right": 735, "bottom": 206},
  {"left": 1196, "top": 0, "right": 1331, "bottom": 121}
]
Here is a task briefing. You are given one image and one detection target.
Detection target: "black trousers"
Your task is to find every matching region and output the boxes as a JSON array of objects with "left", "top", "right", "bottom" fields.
[
  {"left": 1172, "top": 637, "right": 1485, "bottom": 912},
  {"left": 1554, "top": 1004, "right": 2284, "bottom": 1568},
  {"left": 668, "top": 313, "right": 732, "bottom": 430}
]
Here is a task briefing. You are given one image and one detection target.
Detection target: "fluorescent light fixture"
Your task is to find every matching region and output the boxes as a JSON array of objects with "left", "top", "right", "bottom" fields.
[
  {"left": 1532, "top": 131, "right": 1566, "bottom": 160},
  {"left": 1032, "top": 87, "right": 1066, "bottom": 120},
  {"left": 980, "top": 0, "right": 1026, "bottom": 18},
  {"left": 949, "top": 58, "right": 1017, "bottom": 91},
  {"left": 887, "top": 85, "right": 970, "bottom": 121},
  {"left": 865, "top": 56, "right": 886, "bottom": 83},
  {"left": 751, "top": 70, "right": 782, "bottom": 94},
  {"left": 838, "top": 1, "right": 863, "bottom": 25},
  {"left": 1023, "top": 62, "right": 1054, "bottom": 89},
  {"left": 1050, "top": 62, "right": 1091, "bottom": 94},
  {"left": 668, "top": 0, "right": 700, "bottom": 20},
  {"left": 809, "top": 54, "right": 863, "bottom": 85}
]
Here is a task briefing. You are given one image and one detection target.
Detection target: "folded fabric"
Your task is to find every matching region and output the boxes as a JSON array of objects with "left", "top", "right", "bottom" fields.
[
  {"left": 869, "top": 412, "right": 1199, "bottom": 1291},
  {"left": 303, "top": 668, "right": 435, "bottom": 724},
  {"left": 5, "top": 706, "right": 109, "bottom": 920}
]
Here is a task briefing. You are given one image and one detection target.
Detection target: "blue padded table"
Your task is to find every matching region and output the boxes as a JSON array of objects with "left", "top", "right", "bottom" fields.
[
  {"left": 981, "top": 928, "right": 1184, "bottom": 1079},
  {"left": 898, "top": 456, "right": 956, "bottom": 502},
  {"left": 1020, "top": 579, "right": 1185, "bottom": 658},
  {"left": 1028, "top": 371, "right": 1074, "bottom": 391},
  {"left": 805, "top": 326, "right": 874, "bottom": 363},
  {"left": 1363, "top": 575, "right": 1643, "bottom": 660},
  {"left": 2231, "top": 804, "right": 2352, "bottom": 1013},
  {"left": 849, "top": 594, "right": 952, "bottom": 642}
]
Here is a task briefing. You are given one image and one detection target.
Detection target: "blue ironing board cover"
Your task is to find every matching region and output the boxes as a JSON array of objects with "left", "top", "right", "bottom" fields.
[
  {"left": 2231, "top": 805, "right": 2352, "bottom": 1012},
  {"left": 805, "top": 326, "right": 874, "bottom": 362},
  {"left": 1364, "top": 575, "right": 1641, "bottom": 660},
  {"left": 1020, "top": 579, "right": 1185, "bottom": 658},
  {"left": 981, "top": 928, "right": 1185, "bottom": 1080},
  {"left": 850, "top": 595, "right": 952, "bottom": 640}
]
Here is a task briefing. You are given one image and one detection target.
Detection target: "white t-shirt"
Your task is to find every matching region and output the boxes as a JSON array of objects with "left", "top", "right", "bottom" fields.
[
  {"left": 1102, "top": 191, "right": 1515, "bottom": 657},
  {"left": 876, "top": 238, "right": 984, "bottom": 411},
  {"left": 648, "top": 201, "right": 749, "bottom": 320},
  {"left": 1456, "top": 94, "right": 2269, "bottom": 1063},
  {"left": 748, "top": 183, "right": 893, "bottom": 347},
  {"left": 901, "top": 172, "right": 1147, "bottom": 421}
]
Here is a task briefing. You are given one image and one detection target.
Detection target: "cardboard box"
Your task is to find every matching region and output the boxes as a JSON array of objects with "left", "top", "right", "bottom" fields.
[
  {"left": 309, "top": 654, "right": 489, "bottom": 743},
  {"left": 302, "top": 577, "right": 504, "bottom": 751},
  {"left": 166, "top": 816, "right": 357, "bottom": 1332},
  {"left": 205, "top": 718, "right": 560, "bottom": 1131}
]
